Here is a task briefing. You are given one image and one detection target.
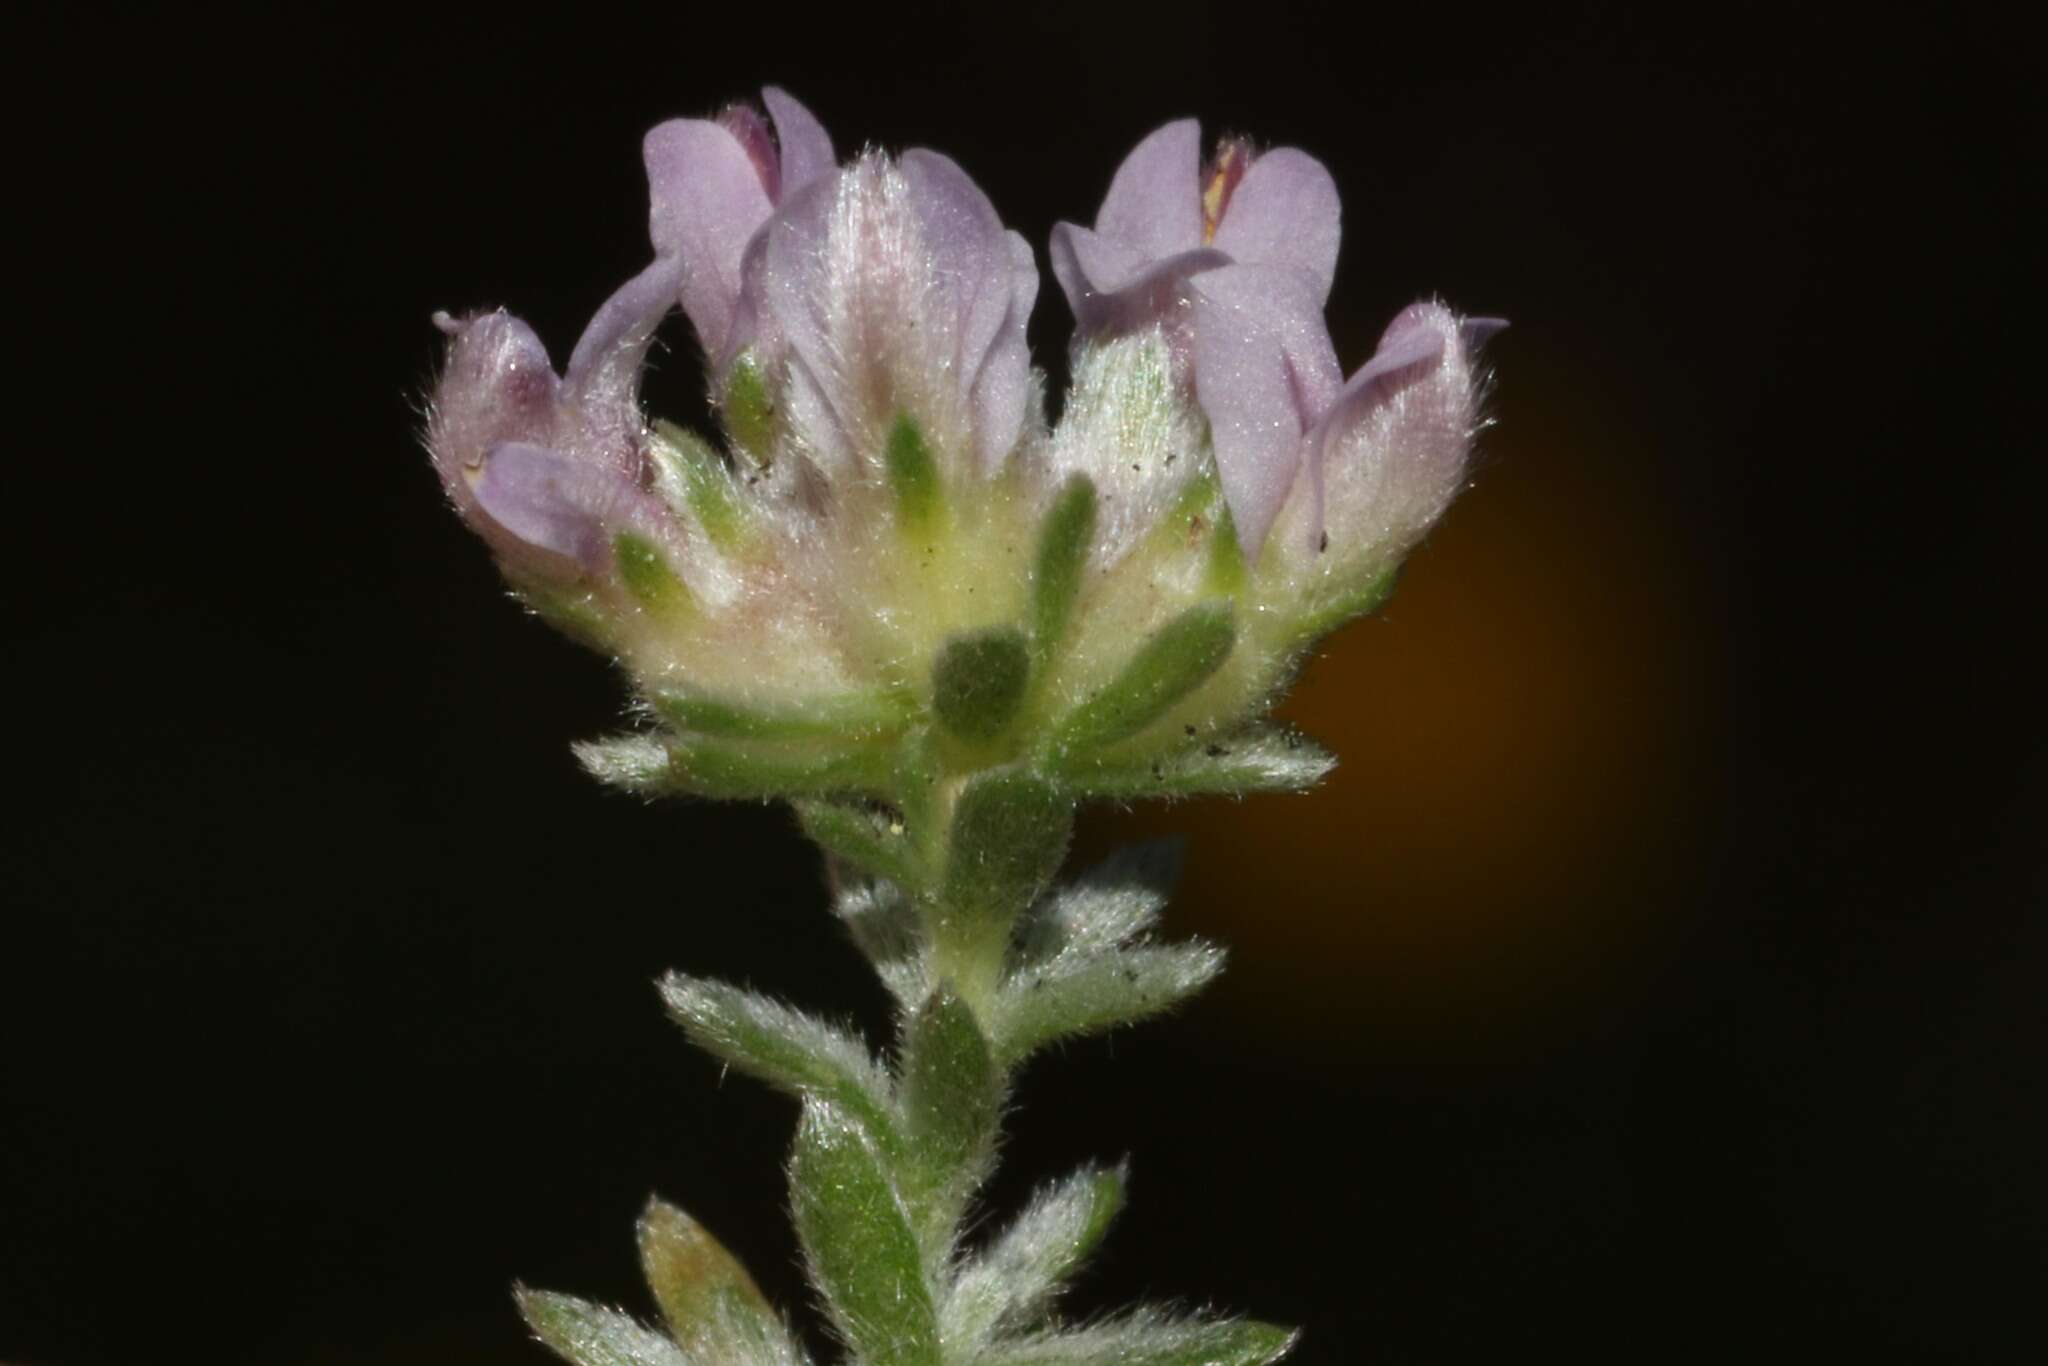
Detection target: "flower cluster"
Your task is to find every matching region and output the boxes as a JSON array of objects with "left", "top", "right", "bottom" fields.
[{"left": 428, "top": 88, "right": 1498, "bottom": 799}]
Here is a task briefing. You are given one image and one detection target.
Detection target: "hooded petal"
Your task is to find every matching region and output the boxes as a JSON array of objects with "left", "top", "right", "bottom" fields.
[
  {"left": 967, "top": 230, "right": 1040, "bottom": 470},
  {"left": 472, "top": 440, "right": 660, "bottom": 574},
  {"left": 643, "top": 118, "right": 774, "bottom": 361},
  {"left": 1209, "top": 147, "right": 1341, "bottom": 304},
  {"left": 562, "top": 253, "right": 686, "bottom": 469},
  {"left": 1270, "top": 302, "right": 1492, "bottom": 576},
  {"left": 1050, "top": 221, "right": 1228, "bottom": 334},
  {"left": 1095, "top": 119, "right": 1203, "bottom": 262},
  {"left": 762, "top": 87, "right": 835, "bottom": 196},
  {"left": 1187, "top": 263, "right": 1344, "bottom": 559},
  {"left": 427, "top": 308, "right": 562, "bottom": 518}
]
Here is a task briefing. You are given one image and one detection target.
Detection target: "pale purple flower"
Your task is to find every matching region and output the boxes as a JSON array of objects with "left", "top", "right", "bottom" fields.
[
  {"left": 1051, "top": 120, "right": 1345, "bottom": 555},
  {"left": 744, "top": 149, "right": 1038, "bottom": 479},
  {"left": 643, "top": 87, "right": 835, "bottom": 371},
  {"left": 426, "top": 254, "right": 685, "bottom": 580}
]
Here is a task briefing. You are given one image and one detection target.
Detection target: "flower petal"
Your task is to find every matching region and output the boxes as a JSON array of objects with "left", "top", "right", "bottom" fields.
[
  {"left": 1210, "top": 147, "right": 1341, "bottom": 304},
  {"left": 968, "top": 230, "right": 1040, "bottom": 470},
  {"left": 427, "top": 308, "right": 561, "bottom": 516},
  {"left": 473, "top": 440, "right": 651, "bottom": 572},
  {"left": 562, "top": 253, "right": 686, "bottom": 466},
  {"left": 1095, "top": 118, "right": 1203, "bottom": 262},
  {"left": 1188, "top": 264, "right": 1344, "bottom": 559},
  {"left": 762, "top": 86, "right": 835, "bottom": 197},
  {"left": 1050, "top": 222, "right": 1228, "bottom": 334},
  {"left": 643, "top": 118, "right": 774, "bottom": 360}
]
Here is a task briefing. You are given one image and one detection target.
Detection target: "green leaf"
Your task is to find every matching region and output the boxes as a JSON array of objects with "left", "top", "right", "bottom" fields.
[
  {"left": 979, "top": 1312, "right": 1298, "bottom": 1366},
  {"left": 662, "top": 734, "right": 896, "bottom": 799},
  {"left": 1063, "top": 726, "right": 1336, "bottom": 800},
  {"left": 516, "top": 1288, "right": 687, "bottom": 1366},
  {"left": 1047, "top": 602, "right": 1236, "bottom": 763},
  {"left": 649, "top": 419, "right": 748, "bottom": 550},
  {"left": 652, "top": 687, "right": 910, "bottom": 743},
  {"left": 942, "top": 1163, "right": 1126, "bottom": 1346},
  {"left": 1030, "top": 475, "right": 1097, "bottom": 661},
  {"left": 657, "top": 975, "right": 900, "bottom": 1159},
  {"left": 896, "top": 988, "right": 1002, "bottom": 1240},
  {"left": 1012, "top": 841, "right": 1181, "bottom": 972},
  {"left": 637, "top": 1200, "right": 802, "bottom": 1365},
  {"left": 939, "top": 769, "right": 1073, "bottom": 937},
  {"left": 614, "top": 532, "right": 689, "bottom": 612},
  {"left": 884, "top": 413, "right": 941, "bottom": 533},
  {"left": 932, "top": 627, "right": 1031, "bottom": 744},
  {"left": 720, "top": 352, "right": 777, "bottom": 461},
  {"left": 830, "top": 880, "right": 929, "bottom": 1011},
  {"left": 991, "top": 941, "right": 1225, "bottom": 1063},
  {"left": 1286, "top": 563, "right": 1401, "bottom": 648},
  {"left": 573, "top": 734, "right": 675, "bottom": 792},
  {"left": 789, "top": 1099, "right": 941, "bottom": 1366},
  {"left": 1205, "top": 496, "right": 1247, "bottom": 595},
  {"left": 796, "top": 798, "right": 926, "bottom": 890}
]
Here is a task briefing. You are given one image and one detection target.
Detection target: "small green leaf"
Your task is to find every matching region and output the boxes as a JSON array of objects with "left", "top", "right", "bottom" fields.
[
  {"left": 658, "top": 975, "right": 901, "bottom": 1160},
  {"left": 942, "top": 1163, "right": 1126, "bottom": 1345},
  {"left": 991, "top": 941, "right": 1225, "bottom": 1063},
  {"left": 940, "top": 769, "right": 1073, "bottom": 936},
  {"left": 1286, "top": 562, "right": 1401, "bottom": 648},
  {"left": 932, "top": 627, "right": 1031, "bottom": 744},
  {"left": 516, "top": 1288, "right": 686, "bottom": 1366},
  {"left": 614, "top": 532, "right": 689, "bottom": 612},
  {"left": 796, "top": 797, "right": 926, "bottom": 890},
  {"left": 1012, "top": 841, "right": 1181, "bottom": 972},
  {"left": 1205, "top": 497, "right": 1248, "bottom": 594},
  {"left": 1031, "top": 475, "right": 1097, "bottom": 661},
  {"left": 789, "top": 1099, "right": 941, "bottom": 1366},
  {"left": 1064, "top": 726, "right": 1336, "bottom": 800},
  {"left": 663, "top": 734, "right": 895, "bottom": 799},
  {"left": 977, "top": 1311, "right": 1298, "bottom": 1366},
  {"left": 649, "top": 419, "right": 747, "bottom": 550},
  {"left": 720, "top": 352, "right": 777, "bottom": 461},
  {"left": 1047, "top": 602, "right": 1236, "bottom": 762},
  {"left": 572, "top": 734, "right": 675, "bottom": 792},
  {"left": 831, "top": 880, "right": 929, "bottom": 1011},
  {"left": 897, "top": 988, "right": 1002, "bottom": 1239},
  {"left": 637, "top": 1199, "right": 799, "bottom": 1364},
  {"left": 884, "top": 413, "right": 942, "bottom": 532},
  {"left": 652, "top": 687, "right": 910, "bottom": 743}
]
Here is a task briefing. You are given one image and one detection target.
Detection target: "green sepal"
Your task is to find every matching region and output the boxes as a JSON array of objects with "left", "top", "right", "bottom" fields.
[
  {"left": 991, "top": 941, "right": 1225, "bottom": 1064},
  {"left": 614, "top": 532, "right": 689, "bottom": 613},
  {"left": 1205, "top": 497, "right": 1248, "bottom": 595},
  {"left": 932, "top": 627, "right": 1031, "bottom": 745},
  {"left": 720, "top": 352, "right": 777, "bottom": 462},
  {"left": 661, "top": 734, "right": 896, "bottom": 800},
  {"left": 515, "top": 1287, "right": 685, "bottom": 1366},
  {"left": 978, "top": 1312, "right": 1298, "bottom": 1366},
  {"left": 939, "top": 769, "right": 1073, "bottom": 939},
  {"left": 637, "top": 1199, "right": 796, "bottom": 1363},
  {"left": 657, "top": 974, "right": 902, "bottom": 1163},
  {"left": 649, "top": 419, "right": 748, "bottom": 550},
  {"left": 1063, "top": 725, "right": 1336, "bottom": 799},
  {"left": 796, "top": 797, "right": 926, "bottom": 890},
  {"left": 942, "top": 1162, "right": 1127, "bottom": 1346},
  {"left": 896, "top": 988, "right": 1002, "bottom": 1242},
  {"left": 884, "top": 413, "right": 941, "bottom": 533},
  {"left": 1047, "top": 602, "right": 1236, "bottom": 764},
  {"left": 1030, "top": 475, "right": 1097, "bottom": 661},
  {"left": 652, "top": 687, "right": 910, "bottom": 743},
  {"left": 789, "top": 1098, "right": 942, "bottom": 1366},
  {"left": 1286, "top": 562, "right": 1401, "bottom": 649}
]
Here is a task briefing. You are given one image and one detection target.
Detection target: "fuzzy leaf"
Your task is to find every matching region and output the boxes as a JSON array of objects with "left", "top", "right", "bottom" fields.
[
  {"left": 797, "top": 798, "right": 926, "bottom": 889},
  {"left": 991, "top": 941, "right": 1225, "bottom": 1062},
  {"left": 942, "top": 1162, "right": 1126, "bottom": 1345},
  {"left": 614, "top": 532, "right": 690, "bottom": 612},
  {"left": 1286, "top": 563, "right": 1400, "bottom": 649},
  {"left": 789, "top": 1099, "right": 941, "bottom": 1366},
  {"left": 1048, "top": 602, "right": 1236, "bottom": 762},
  {"left": 720, "top": 352, "right": 777, "bottom": 461},
  {"left": 897, "top": 988, "right": 1002, "bottom": 1240},
  {"left": 658, "top": 975, "right": 899, "bottom": 1156},
  {"left": 517, "top": 1288, "right": 687, "bottom": 1366},
  {"left": 637, "top": 1200, "right": 805, "bottom": 1366},
  {"left": 940, "top": 769, "right": 1074, "bottom": 937},
  {"left": 648, "top": 419, "right": 748, "bottom": 550},
  {"left": 574, "top": 734, "right": 675, "bottom": 791},
  {"left": 1065, "top": 726, "right": 1336, "bottom": 799},
  {"left": 1013, "top": 840, "right": 1181, "bottom": 972},
  {"left": 1031, "top": 475, "right": 1097, "bottom": 661},
  {"left": 932, "top": 627, "right": 1031, "bottom": 744},
  {"left": 885, "top": 413, "right": 942, "bottom": 533},
  {"left": 661, "top": 734, "right": 896, "bottom": 799},
  {"left": 653, "top": 688, "right": 909, "bottom": 743},
  {"left": 979, "top": 1311, "right": 1297, "bottom": 1366},
  {"left": 831, "top": 881, "right": 930, "bottom": 1011}
]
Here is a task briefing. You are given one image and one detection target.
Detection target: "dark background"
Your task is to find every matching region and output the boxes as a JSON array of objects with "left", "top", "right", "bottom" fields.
[{"left": 10, "top": 4, "right": 2039, "bottom": 1362}]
